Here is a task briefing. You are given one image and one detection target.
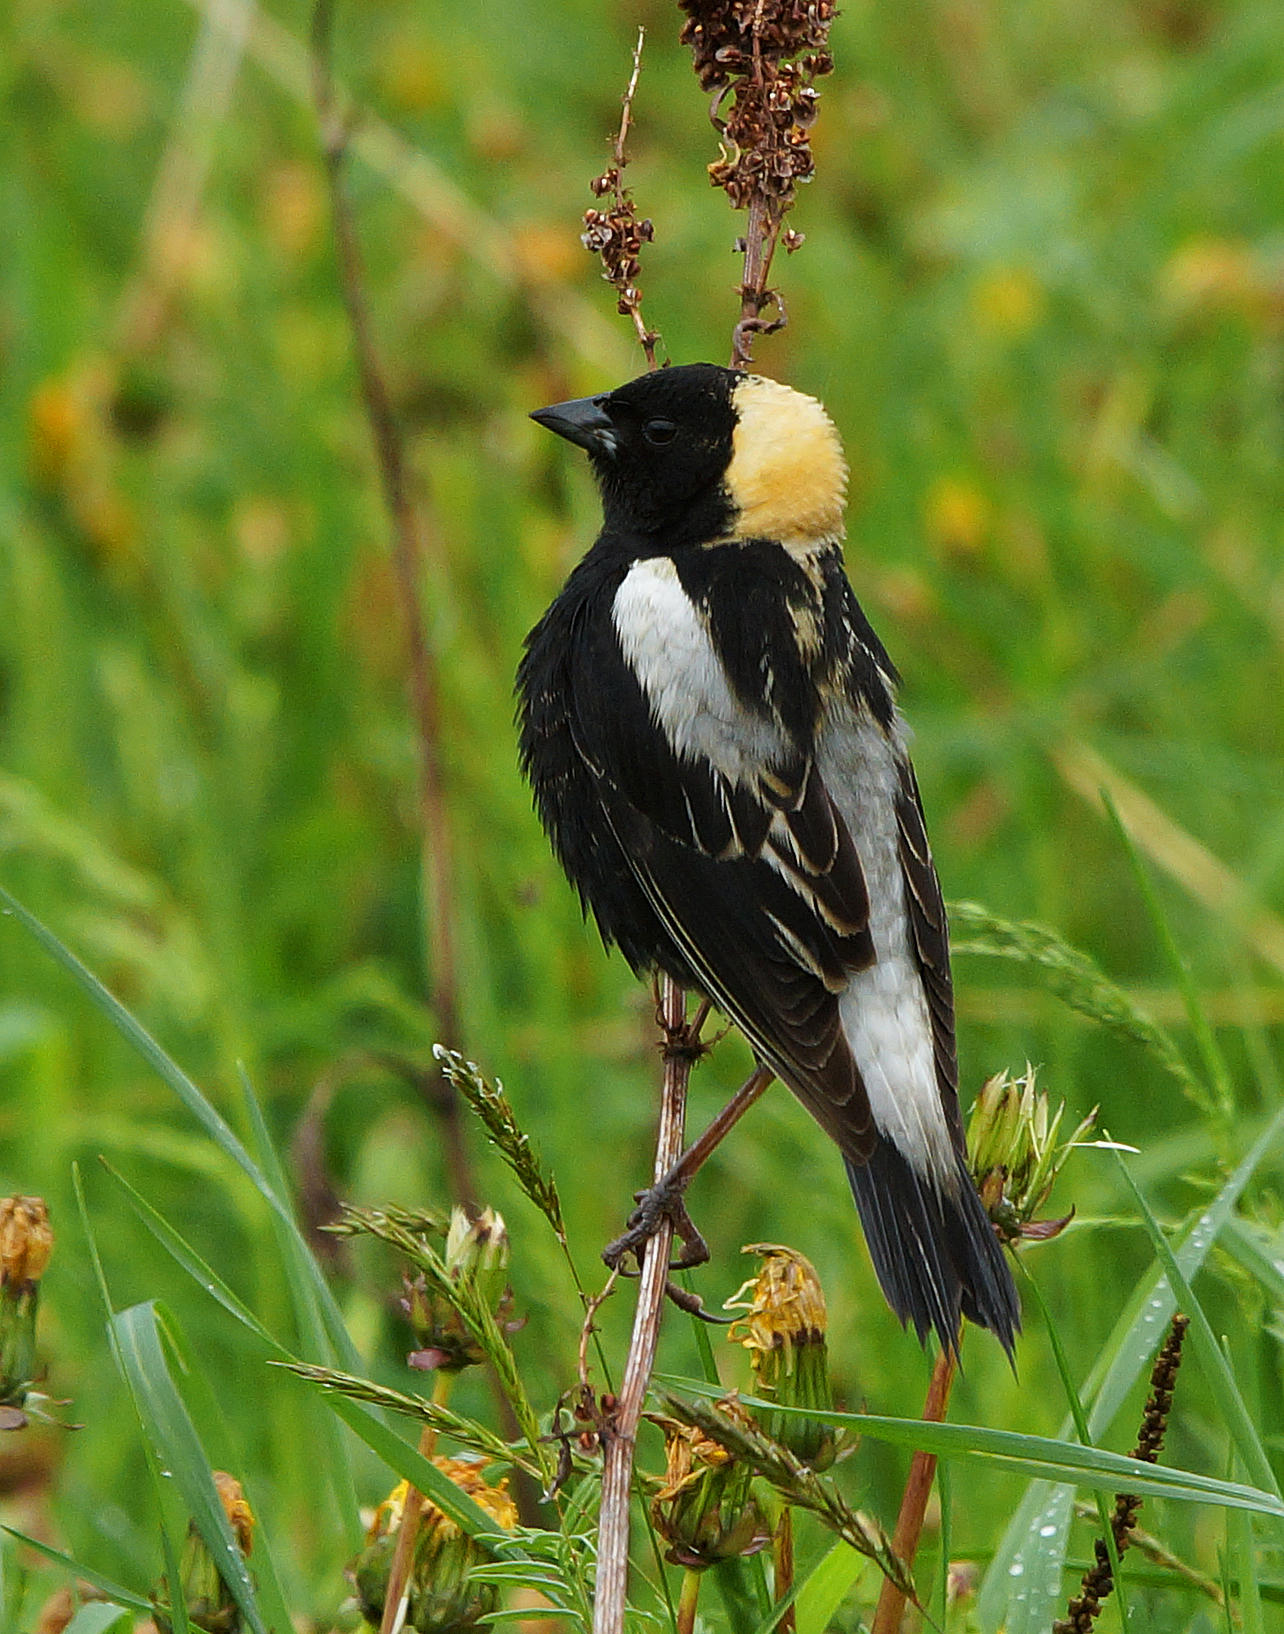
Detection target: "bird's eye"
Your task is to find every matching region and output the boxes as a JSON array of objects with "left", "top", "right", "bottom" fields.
[{"left": 643, "top": 418, "right": 678, "bottom": 446}]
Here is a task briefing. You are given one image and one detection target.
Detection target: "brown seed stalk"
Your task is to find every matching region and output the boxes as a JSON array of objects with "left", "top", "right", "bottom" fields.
[
  {"left": 584, "top": 29, "right": 661, "bottom": 368},
  {"left": 678, "top": 0, "right": 836, "bottom": 365},
  {"left": 1053, "top": 1313, "right": 1190, "bottom": 1634}
]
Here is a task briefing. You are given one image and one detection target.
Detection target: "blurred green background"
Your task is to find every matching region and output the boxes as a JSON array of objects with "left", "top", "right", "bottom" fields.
[{"left": 1, "top": 0, "right": 1282, "bottom": 1623}]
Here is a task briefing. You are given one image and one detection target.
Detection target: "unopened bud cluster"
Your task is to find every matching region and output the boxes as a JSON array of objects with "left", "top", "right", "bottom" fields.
[
  {"left": 402, "top": 1206, "right": 510, "bottom": 1374},
  {"left": 967, "top": 1067, "right": 1095, "bottom": 1241}
]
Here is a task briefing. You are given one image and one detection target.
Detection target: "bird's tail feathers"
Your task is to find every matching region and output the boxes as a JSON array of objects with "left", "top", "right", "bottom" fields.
[{"left": 844, "top": 1142, "right": 1019, "bottom": 1359}]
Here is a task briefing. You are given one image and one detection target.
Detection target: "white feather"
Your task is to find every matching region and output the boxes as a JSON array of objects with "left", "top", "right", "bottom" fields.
[
  {"left": 612, "top": 558, "right": 787, "bottom": 785},
  {"left": 819, "top": 708, "right": 956, "bottom": 1184}
]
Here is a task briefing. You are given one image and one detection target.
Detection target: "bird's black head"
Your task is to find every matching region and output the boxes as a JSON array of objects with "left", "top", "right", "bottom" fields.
[
  {"left": 531, "top": 364, "right": 740, "bottom": 544},
  {"left": 531, "top": 362, "right": 848, "bottom": 548}
]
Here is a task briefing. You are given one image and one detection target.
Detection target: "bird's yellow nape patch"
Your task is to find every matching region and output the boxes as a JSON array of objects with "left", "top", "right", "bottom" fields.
[{"left": 726, "top": 376, "right": 848, "bottom": 548}]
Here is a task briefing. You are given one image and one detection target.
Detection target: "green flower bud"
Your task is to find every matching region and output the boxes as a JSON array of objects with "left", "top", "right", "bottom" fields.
[
  {"left": 402, "top": 1208, "right": 510, "bottom": 1374},
  {"left": 966, "top": 1067, "right": 1096, "bottom": 1241}
]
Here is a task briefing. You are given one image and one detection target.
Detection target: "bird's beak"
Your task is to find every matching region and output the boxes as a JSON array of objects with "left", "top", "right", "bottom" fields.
[{"left": 530, "top": 395, "right": 618, "bottom": 457}]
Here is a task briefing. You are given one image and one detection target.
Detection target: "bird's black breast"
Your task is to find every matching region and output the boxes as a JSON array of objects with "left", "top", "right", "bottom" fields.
[{"left": 516, "top": 539, "right": 700, "bottom": 982}]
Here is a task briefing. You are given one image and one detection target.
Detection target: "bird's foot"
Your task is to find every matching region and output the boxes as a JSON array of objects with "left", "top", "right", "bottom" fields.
[{"left": 602, "top": 1172, "right": 710, "bottom": 1274}]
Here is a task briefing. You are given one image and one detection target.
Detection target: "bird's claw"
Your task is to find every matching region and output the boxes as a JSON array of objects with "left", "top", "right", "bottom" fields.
[{"left": 602, "top": 1173, "right": 710, "bottom": 1273}]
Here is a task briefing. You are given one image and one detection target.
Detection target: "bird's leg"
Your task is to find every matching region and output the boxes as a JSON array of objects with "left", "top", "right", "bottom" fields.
[{"left": 602, "top": 1064, "right": 775, "bottom": 1272}]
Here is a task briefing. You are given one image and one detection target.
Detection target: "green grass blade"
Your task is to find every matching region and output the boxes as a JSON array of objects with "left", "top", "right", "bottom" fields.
[
  {"left": 238, "top": 1067, "right": 363, "bottom": 1372},
  {"left": 99, "top": 1160, "right": 281, "bottom": 1351},
  {"left": 0, "top": 1530, "right": 152, "bottom": 1614},
  {"left": 1023, "top": 1274, "right": 1130, "bottom": 1625},
  {"left": 0, "top": 888, "right": 277, "bottom": 1196},
  {"left": 656, "top": 1378, "right": 1283, "bottom": 1515},
  {"left": 1099, "top": 792, "right": 1236, "bottom": 1120},
  {"left": 61, "top": 1605, "right": 135, "bottom": 1634},
  {"left": 72, "top": 1168, "right": 192, "bottom": 1634},
  {"left": 949, "top": 898, "right": 1201, "bottom": 1100},
  {"left": 1112, "top": 1148, "right": 1281, "bottom": 1504},
  {"left": 0, "top": 888, "right": 362, "bottom": 1380},
  {"left": 110, "top": 1302, "right": 268, "bottom": 1634},
  {"left": 977, "top": 1107, "right": 1284, "bottom": 1632},
  {"left": 793, "top": 1541, "right": 869, "bottom": 1634},
  {"left": 314, "top": 1390, "right": 522, "bottom": 1554},
  {"left": 1221, "top": 1218, "right": 1284, "bottom": 1306}
]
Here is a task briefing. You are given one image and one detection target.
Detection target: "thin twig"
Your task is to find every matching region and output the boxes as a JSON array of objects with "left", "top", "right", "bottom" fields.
[
  {"left": 379, "top": 1371, "right": 454, "bottom": 1634},
  {"left": 774, "top": 1506, "right": 796, "bottom": 1634},
  {"left": 871, "top": 1344, "right": 958, "bottom": 1634},
  {"left": 310, "top": 0, "right": 474, "bottom": 1209},
  {"left": 583, "top": 29, "right": 661, "bottom": 368},
  {"left": 592, "top": 975, "right": 692, "bottom": 1634}
]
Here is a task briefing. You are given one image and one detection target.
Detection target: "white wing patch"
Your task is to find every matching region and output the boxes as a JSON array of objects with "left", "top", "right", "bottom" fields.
[
  {"left": 612, "top": 557, "right": 787, "bottom": 787},
  {"left": 819, "top": 709, "right": 956, "bottom": 1185}
]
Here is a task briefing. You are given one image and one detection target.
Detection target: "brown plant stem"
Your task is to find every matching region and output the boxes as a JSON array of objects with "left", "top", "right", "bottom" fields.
[
  {"left": 310, "top": 0, "right": 474, "bottom": 1210},
  {"left": 379, "top": 1370, "right": 454, "bottom": 1634},
  {"left": 871, "top": 1343, "right": 958, "bottom": 1634},
  {"left": 773, "top": 1505, "right": 796, "bottom": 1634},
  {"left": 731, "top": 193, "right": 784, "bottom": 368},
  {"left": 592, "top": 976, "right": 693, "bottom": 1634},
  {"left": 611, "top": 31, "right": 659, "bottom": 367}
]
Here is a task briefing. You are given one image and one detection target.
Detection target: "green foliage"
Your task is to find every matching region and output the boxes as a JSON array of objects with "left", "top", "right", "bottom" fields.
[{"left": 1, "top": 0, "right": 1282, "bottom": 1629}]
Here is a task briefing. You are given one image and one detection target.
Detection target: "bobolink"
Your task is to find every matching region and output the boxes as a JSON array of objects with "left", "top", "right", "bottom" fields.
[{"left": 518, "top": 363, "right": 1018, "bottom": 1356}]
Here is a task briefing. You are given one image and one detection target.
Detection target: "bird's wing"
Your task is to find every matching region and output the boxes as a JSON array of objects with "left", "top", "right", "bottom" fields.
[
  {"left": 893, "top": 758, "right": 963, "bottom": 1140},
  {"left": 568, "top": 614, "right": 877, "bottom": 1142}
]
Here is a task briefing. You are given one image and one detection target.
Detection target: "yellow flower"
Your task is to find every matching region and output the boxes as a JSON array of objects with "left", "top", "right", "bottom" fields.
[
  {"left": 650, "top": 1403, "right": 769, "bottom": 1569},
  {"left": 726, "top": 1245, "right": 836, "bottom": 1469},
  {"left": 353, "top": 1460, "right": 517, "bottom": 1634}
]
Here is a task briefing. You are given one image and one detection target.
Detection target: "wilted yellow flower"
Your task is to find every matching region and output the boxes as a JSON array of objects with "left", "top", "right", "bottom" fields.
[
  {"left": 153, "top": 1472, "right": 256, "bottom": 1634},
  {"left": 650, "top": 1403, "right": 769, "bottom": 1569},
  {"left": 726, "top": 1245, "right": 836, "bottom": 1470},
  {"left": 213, "top": 1472, "right": 255, "bottom": 1558},
  {"left": 353, "top": 1461, "right": 517, "bottom": 1634},
  {"left": 0, "top": 1198, "right": 52, "bottom": 1289}
]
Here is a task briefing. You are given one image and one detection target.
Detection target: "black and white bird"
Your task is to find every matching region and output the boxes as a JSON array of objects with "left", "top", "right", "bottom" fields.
[{"left": 517, "top": 362, "right": 1018, "bottom": 1356}]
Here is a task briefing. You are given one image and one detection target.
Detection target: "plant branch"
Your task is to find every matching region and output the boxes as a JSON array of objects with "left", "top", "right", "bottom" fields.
[
  {"left": 871, "top": 1343, "right": 958, "bottom": 1634},
  {"left": 310, "top": 0, "right": 474, "bottom": 1208},
  {"left": 592, "top": 975, "right": 693, "bottom": 1634}
]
